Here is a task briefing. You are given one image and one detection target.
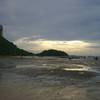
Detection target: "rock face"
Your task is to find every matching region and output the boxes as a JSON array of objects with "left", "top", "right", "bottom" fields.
[
  {"left": 0, "top": 25, "right": 33, "bottom": 56},
  {"left": 37, "top": 49, "right": 69, "bottom": 57}
]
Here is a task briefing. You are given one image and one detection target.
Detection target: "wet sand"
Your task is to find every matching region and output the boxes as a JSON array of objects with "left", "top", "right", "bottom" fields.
[{"left": 0, "top": 57, "right": 100, "bottom": 100}]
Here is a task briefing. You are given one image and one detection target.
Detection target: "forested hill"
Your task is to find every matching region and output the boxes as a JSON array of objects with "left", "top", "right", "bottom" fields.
[
  {"left": 37, "top": 49, "right": 69, "bottom": 57},
  {"left": 0, "top": 25, "right": 34, "bottom": 56},
  {"left": 0, "top": 36, "right": 34, "bottom": 56}
]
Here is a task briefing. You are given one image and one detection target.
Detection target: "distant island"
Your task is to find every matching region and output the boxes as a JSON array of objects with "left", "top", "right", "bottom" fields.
[
  {"left": 0, "top": 25, "right": 70, "bottom": 57},
  {"left": 37, "top": 49, "right": 69, "bottom": 58}
]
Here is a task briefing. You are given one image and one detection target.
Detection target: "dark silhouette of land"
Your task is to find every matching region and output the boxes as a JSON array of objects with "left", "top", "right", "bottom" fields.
[
  {"left": 37, "top": 49, "right": 69, "bottom": 57},
  {"left": 0, "top": 25, "right": 34, "bottom": 56},
  {"left": 0, "top": 25, "right": 70, "bottom": 57}
]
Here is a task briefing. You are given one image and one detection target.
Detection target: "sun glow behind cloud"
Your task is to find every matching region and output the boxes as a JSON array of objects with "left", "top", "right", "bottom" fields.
[{"left": 14, "top": 37, "right": 91, "bottom": 55}]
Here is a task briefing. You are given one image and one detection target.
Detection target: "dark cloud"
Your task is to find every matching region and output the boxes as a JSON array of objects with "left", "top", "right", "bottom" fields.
[
  {"left": 0, "top": 0, "right": 100, "bottom": 55},
  {"left": 0, "top": 0, "right": 100, "bottom": 41}
]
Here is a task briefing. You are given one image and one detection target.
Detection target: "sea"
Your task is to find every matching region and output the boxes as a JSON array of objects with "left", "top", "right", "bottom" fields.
[{"left": 0, "top": 57, "right": 100, "bottom": 100}]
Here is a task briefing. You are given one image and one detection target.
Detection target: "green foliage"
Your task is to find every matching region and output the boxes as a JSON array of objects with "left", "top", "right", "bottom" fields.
[
  {"left": 37, "top": 49, "right": 69, "bottom": 57},
  {"left": 0, "top": 36, "right": 34, "bottom": 56}
]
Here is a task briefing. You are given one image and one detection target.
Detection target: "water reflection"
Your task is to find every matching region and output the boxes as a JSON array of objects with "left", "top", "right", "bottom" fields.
[{"left": 63, "top": 64, "right": 90, "bottom": 71}]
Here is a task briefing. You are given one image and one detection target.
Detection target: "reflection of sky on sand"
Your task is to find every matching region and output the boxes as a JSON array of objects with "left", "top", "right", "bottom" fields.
[
  {"left": 16, "top": 63, "right": 99, "bottom": 74},
  {"left": 63, "top": 64, "right": 91, "bottom": 71},
  {"left": 62, "top": 64, "right": 99, "bottom": 74}
]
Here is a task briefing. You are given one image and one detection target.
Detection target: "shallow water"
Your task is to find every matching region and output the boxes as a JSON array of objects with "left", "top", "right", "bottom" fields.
[{"left": 0, "top": 57, "right": 100, "bottom": 100}]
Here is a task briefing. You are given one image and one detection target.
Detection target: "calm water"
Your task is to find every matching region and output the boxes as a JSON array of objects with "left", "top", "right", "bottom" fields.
[{"left": 0, "top": 57, "right": 100, "bottom": 100}]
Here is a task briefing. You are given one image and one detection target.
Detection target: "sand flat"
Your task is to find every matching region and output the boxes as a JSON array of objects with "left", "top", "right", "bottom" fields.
[{"left": 0, "top": 57, "right": 100, "bottom": 100}]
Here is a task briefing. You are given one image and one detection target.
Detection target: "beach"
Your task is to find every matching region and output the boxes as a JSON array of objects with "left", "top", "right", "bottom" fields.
[{"left": 0, "top": 57, "right": 100, "bottom": 100}]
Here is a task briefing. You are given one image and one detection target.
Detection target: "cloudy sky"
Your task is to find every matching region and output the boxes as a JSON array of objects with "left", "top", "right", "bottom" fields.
[{"left": 0, "top": 0, "right": 100, "bottom": 55}]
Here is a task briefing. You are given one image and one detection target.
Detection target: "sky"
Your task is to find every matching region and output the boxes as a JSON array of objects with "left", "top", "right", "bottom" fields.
[{"left": 0, "top": 0, "right": 100, "bottom": 55}]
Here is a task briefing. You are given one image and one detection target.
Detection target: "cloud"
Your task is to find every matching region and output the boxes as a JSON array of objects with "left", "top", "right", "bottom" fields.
[
  {"left": 0, "top": 0, "right": 100, "bottom": 55},
  {"left": 87, "top": 43, "right": 100, "bottom": 49},
  {"left": 14, "top": 36, "right": 100, "bottom": 55},
  {"left": 14, "top": 37, "right": 95, "bottom": 55},
  {"left": 0, "top": 0, "right": 100, "bottom": 41}
]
